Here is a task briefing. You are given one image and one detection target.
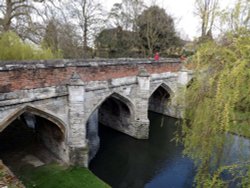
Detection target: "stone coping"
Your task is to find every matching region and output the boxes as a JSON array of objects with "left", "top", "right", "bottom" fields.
[{"left": 0, "top": 58, "right": 181, "bottom": 71}]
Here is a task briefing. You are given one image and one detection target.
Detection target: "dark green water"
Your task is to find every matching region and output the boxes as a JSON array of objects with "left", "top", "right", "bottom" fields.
[{"left": 90, "top": 112, "right": 196, "bottom": 188}]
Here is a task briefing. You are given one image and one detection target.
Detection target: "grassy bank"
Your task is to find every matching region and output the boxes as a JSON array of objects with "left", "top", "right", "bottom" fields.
[{"left": 19, "top": 164, "right": 110, "bottom": 188}]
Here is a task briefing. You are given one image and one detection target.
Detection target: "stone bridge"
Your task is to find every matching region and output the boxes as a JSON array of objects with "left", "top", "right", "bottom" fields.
[{"left": 0, "top": 59, "right": 191, "bottom": 167}]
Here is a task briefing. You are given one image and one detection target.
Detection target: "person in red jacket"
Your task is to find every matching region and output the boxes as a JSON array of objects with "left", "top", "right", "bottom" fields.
[
  {"left": 180, "top": 55, "right": 186, "bottom": 61},
  {"left": 154, "top": 52, "right": 159, "bottom": 61}
]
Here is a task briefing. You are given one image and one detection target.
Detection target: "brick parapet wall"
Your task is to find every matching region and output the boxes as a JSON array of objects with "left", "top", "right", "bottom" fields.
[{"left": 0, "top": 58, "right": 182, "bottom": 93}]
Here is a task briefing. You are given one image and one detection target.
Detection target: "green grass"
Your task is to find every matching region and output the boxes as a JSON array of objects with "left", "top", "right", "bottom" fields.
[{"left": 19, "top": 164, "right": 110, "bottom": 188}]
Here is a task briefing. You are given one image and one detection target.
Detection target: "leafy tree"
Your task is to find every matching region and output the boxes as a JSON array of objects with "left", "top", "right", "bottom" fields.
[
  {"left": 137, "top": 6, "right": 181, "bottom": 56},
  {"left": 0, "top": 31, "right": 58, "bottom": 60},
  {"left": 95, "top": 26, "right": 137, "bottom": 58},
  {"left": 181, "top": 1, "right": 250, "bottom": 186}
]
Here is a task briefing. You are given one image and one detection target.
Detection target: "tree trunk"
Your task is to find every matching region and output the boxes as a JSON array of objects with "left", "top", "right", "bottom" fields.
[
  {"left": 83, "top": 17, "right": 88, "bottom": 52},
  {"left": 4, "top": 0, "right": 12, "bottom": 31},
  {"left": 82, "top": 0, "right": 88, "bottom": 58}
]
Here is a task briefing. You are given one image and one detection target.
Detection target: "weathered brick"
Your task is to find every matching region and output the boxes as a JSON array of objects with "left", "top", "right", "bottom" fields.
[{"left": 0, "top": 59, "right": 181, "bottom": 93}]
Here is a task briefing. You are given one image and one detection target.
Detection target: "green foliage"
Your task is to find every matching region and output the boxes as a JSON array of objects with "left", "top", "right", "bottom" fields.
[
  {"left": 137, "top": 6, "right": 181, "bottom": 55},
  {"left": 95, "top": 4, "right": 183, "bottom": 58},
  {"left": 19, "top": 164, "right": 110, "bottom": 188},
  {"left": 95, "top": 27, "right": 138, "bottom": 58},
  {"left": 0, "top": 32, "right": 60, "bottom": 61},
  {"left": 182, "top": 29, "right": 250, "bottom": 187}
]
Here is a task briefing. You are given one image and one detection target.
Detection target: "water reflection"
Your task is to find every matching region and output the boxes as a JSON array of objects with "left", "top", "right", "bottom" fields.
[
  {"left": 223, "top": 134, "right": 250, "bottom": 165},
  {"left": 90, "top": 112, "right": 196, "bottom": 188}
]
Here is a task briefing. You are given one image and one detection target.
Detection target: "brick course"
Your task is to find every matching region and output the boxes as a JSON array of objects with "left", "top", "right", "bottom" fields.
[{"left": 0, "top": 59, "right": 181, "bottom": 93}]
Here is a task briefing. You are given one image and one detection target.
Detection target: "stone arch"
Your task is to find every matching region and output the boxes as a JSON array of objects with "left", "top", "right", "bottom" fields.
[
  {"left": 86, "top": 92, "right": 135, "bottom": 162},
  {"left": 86, "top": 92, "right": 135, "bottom": 123},
  {"left": 149, "top": 83, "right": 174, "bottom": 116},
  {"left": 150, "top": 82, "right": 174, "bottom": 98},
  {"left": 0, "top": 105, "right": 66, "bottom": 135},
  {"left": 0, "top": 105, "right": 69, "bottom": 166}
]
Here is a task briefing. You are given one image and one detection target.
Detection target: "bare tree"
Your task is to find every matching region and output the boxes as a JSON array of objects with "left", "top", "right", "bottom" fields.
[
  {"left": 195, "top": 0, "right": 219, "bottom": 39},
  {"left": 0, "top": 0, "right": 44, "bottom": 31},
  {"left": 109, "top": 3, "right": 128, "bottom": 29},
  {"left": 109, "top": 0, "right": 145, "bottom": 31},
  {"left": 0, "top": 0, "right": 45, "bottom": 43},
  {"left": 66, "top": 0, "right": 105, "bottom": 56},
  {"left": 217, "top": 0, "right": 249, "bottom": 43}
]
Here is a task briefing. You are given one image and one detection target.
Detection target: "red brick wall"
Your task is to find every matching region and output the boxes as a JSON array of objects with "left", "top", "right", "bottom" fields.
[{"left": 0, "top": 63, "right": 181, "bottom": 93}]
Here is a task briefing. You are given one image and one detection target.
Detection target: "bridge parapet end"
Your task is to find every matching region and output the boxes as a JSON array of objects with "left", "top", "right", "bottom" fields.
[{"left": 177, "top": 67, "right": 193, "bottom": 86}]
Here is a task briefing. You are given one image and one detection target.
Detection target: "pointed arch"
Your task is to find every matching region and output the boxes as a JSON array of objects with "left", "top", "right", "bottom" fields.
[
  {"left": 86, "top": 92, "right": 136, "bottom": 161},
  {"left": 0, "top": 105, "right": 66, "bottom": 134},
  {"left": 86, "top": 92, "right": 135, "bottom": 122},
  {"left": 148, "top": 82, "right": 174, "bottom": 116},
  {"left": 150, "top": 82, "right": 174, "bottom": 98}
]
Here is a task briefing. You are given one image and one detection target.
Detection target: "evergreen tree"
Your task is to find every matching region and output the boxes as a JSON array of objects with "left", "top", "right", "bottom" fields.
[{"left": 137, "top": 6, "right": 181, "bottom": 56}]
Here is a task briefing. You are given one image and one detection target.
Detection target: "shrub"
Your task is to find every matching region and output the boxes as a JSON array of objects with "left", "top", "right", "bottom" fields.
[{"left": 0, "top": 32, "right": 60, "bottom": 60}]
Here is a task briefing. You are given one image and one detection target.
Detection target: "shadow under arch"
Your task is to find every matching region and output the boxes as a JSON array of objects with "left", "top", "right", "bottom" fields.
[
  {"left": 150, "top": 82, "right": 174, "bottom": 98},
  {"left": 0, "top": 105, "right": 69, "bottom": 170},
  {"left": 148, "top": 82, "right": 173, "bottom": 116},
  {"left": 86, "top": 92, "right": 135, "bottom": 162},
  {"left": 0, "top": 105, "right": 66, "bottom": 135},
  {"left": 86, "top": 92, "right": 135, "bottom": 123}
]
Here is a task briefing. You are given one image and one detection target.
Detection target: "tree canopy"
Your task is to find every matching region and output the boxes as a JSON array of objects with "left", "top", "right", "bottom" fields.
[
  {"left": 95, "top": 27, "right": 137, "bottom": 58},
  {"left": 96, "top": 5, "right": 182, "bottom": 58},
  {"left": 0, "top": 31, "right": 58, "bottom": 60},
  {"left": 181, "top": 1, "right": 250, "bottom": 186},
  {"left": 137, "top": 6, "right": 181, "bottom": 56},
  {"left": 0, "top": 0, "right": 184, "bottom": 59},
  {"left": 183, "top": 31, "right": 249, "bottom": 187}
]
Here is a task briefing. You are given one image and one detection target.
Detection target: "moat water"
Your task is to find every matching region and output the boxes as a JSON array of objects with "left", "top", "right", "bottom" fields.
[
  {"left": 90, "top": 112, "right": 196, "bottom": 188},
  {"left": 0, "top": 112, "right": 249, "bottom": 188},
  {"left": 90, "top": 112, "right": 250, "bottom": 188}
]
